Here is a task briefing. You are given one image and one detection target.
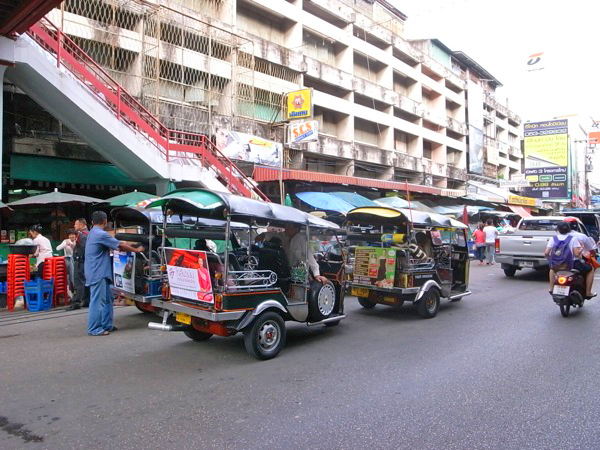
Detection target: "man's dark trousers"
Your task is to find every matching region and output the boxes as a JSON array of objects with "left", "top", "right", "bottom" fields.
[{"left": 72, "top": 260, "right": 89, "bottom": 307}]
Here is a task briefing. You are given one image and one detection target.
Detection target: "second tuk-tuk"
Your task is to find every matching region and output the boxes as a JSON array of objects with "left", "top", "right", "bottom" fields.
[
  {"left": 146, "top": 189, "right": 346, "bottom": 360},
  {"left": 111, "top": 206, "right": 165, "bottom": 314},
  {"left": 346, "top": 206, "right": 471, "bottom": 318}
]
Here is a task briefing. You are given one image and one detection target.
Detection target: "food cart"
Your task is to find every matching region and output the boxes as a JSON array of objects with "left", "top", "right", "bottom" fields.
[{"left": 346, "top": 206, "right": 471, "bottom": 318}]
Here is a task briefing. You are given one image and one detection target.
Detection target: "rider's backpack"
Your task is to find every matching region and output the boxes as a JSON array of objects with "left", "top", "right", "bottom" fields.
[{"left": 549, "top": 235, "right": 574, "bottom": 270}]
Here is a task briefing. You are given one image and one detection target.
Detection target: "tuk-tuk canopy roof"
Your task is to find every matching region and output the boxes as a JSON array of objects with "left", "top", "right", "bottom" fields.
[
  {"left": 147, "top": 189, "right": 339, "bottom": 230},
  {"left": 111, "top": 206, "right": 163, "bottom": 225},
  {"left": 111, "top": 206, "right": 249, "bottom": 229},
  {"left": 347, "top": 206, "right": 468, "bottom": 229}
]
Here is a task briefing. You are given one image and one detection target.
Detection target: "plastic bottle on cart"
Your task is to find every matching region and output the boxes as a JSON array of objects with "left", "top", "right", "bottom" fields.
[{"left": 381, "top": 233, "right": 406, "bottom": 244}]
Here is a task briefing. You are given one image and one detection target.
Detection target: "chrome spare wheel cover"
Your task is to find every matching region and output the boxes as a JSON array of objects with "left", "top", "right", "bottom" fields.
[
  {"left": 258, "top": 321, "right": 280, "bottom": 351},
  {"left": 317, "top": 284, "right": 336, "bottom": 316}
]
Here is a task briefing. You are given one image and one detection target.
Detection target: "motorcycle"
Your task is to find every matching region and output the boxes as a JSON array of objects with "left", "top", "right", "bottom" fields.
[{"left": 551, "top": 270, "right": 586, "bottom": 317}]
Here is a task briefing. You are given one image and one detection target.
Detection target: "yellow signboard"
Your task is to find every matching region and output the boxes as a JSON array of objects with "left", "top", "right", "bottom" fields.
[
  {"left": 508, "top": 195, "right": 537, "bottom": 207},
  {"left": 524, "top": 134, "right": 568, "bottom": 167},
  {"left": 286, "top": 88, "right": 312, "bottom": 120},
  {"left": 523, "top": 119, "right": 569, "bottom": 200}
]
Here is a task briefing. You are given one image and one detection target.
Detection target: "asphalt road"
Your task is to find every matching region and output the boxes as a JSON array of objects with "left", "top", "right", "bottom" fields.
[{"left": 2, "top": 263, "right": 600, "bottom": 449}]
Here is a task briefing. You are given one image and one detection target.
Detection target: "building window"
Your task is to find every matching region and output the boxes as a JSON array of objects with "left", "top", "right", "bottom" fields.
[{"left": 423, "top": 140, "right": 433, "bottom": 159}]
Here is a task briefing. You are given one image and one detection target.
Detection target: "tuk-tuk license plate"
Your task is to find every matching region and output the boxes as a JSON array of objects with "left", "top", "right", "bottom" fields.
[
  {"left": 352, "top": 287, "right": 369, "bottom": 297},
  {"left": 553, "top": 285, "right": 570, "bottom": 296},
  {"left": 175, "top": 312, "right": 192, "bottom": 325},
  {"left": 518, "top": 261, "right": 534, "bottom": 267}
]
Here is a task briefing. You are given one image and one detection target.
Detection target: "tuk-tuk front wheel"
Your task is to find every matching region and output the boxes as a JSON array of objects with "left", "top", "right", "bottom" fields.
[
  {"left": 183, "top": 329, "right": 213, "bottom": 341},
  {"left": 417, "top": 289, "right": 440, "bottom": 319},
  {"left": 244, "top": 311, "right": 286, "bottom": 360}
]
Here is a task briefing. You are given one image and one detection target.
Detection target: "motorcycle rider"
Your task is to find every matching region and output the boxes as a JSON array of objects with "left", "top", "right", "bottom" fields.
[
  {"left": 544, "top": 221, "right": 583, "bottom": 294},
  {"left": 564, "top": 217, "right": 597, "bottom": 298}
]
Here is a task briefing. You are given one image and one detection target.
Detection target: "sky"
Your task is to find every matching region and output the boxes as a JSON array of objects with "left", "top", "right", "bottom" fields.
[{"left": 394, "top": 0, "right": 600, "bottom": 182}]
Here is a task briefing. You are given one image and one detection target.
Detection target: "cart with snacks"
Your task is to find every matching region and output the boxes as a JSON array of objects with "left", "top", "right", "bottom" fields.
[{"left": 345, "top": 206, "right": 471, "bottom": 319}]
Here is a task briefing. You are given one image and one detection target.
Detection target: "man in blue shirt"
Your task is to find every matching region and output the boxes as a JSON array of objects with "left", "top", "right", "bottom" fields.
[{"left": 85, "top": 211, "right": 144, "bottom": 336}]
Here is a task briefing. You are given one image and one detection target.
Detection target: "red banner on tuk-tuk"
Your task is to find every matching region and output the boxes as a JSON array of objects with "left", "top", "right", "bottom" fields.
[{"left": 164, "top": 248, "right": 214, "bottom": 304}]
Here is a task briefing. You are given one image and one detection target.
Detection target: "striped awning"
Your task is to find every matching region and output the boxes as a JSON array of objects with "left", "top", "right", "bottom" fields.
[
  {"left": 442, "top": 188, "right": 468, "bottom": 197},
  {"left": 253, "top": 167, "right": 448, "bottom": 196}
]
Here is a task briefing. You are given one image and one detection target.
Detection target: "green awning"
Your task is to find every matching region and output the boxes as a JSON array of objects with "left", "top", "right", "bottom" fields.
[
  {"left": 147, "top": 189, "right": 223, "bottom": 210},
  {"left": 10, "top": 155, "right": 145, "bottom": 187}
]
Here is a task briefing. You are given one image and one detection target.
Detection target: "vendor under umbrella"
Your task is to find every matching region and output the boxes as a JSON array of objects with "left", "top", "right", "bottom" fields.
[{"left": 29, "top": 224, "right": 53, "bottom": 277}]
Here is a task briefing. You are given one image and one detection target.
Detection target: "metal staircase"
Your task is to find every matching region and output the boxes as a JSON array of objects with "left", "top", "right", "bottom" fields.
[{"left": 23, "top": 17, "right": 269, "bottom": 201}]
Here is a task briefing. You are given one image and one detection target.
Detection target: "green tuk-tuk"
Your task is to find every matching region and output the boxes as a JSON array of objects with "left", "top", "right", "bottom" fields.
[
  {"left": 146, "top": 189, "right": 346, "bottom": 360},
  {"left": 111, "top": 207, "right": 166, "bottom": 314}
]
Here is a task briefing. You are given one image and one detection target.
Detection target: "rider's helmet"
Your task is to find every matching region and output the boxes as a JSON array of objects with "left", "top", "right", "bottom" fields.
[{"left": 563, "top": 216, "right": 578, "bottom": 230}]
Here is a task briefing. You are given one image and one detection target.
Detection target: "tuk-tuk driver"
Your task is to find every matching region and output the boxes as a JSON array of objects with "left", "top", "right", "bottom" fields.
[{"left": 256, "top": 223, "right": 328, "bottom": 284}]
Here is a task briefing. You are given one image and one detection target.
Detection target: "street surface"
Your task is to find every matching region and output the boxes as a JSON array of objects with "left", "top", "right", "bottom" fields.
[{"left": 2, "top": 263, "right": 600, "bottom": 449}]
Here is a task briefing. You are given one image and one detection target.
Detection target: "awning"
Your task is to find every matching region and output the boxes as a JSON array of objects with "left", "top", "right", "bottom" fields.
[
  {"left": 329, "top": 192, "right": 377, "bottom": 207},
  {"left": 468, "top": 181, "right": 508, "bottom": 202},
  {"left": 296, "top": 192, "right": 354, "bottom": 213},
  {"left": 10, "top": 155, "right": 145, "bottom": 187},
  {"left": 254, "top": 167, "right": 443, "bottom": 195},
  {"left": 442, "top": 188, "right": 467, "bottom": 197},
  {"left": 508, "top": 205, "right": 532, "bottom": 217}
]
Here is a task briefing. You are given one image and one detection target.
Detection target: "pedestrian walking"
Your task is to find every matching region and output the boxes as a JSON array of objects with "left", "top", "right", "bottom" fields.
[
  {"left": 57, "top": 229, "right": 77, "bottom": 292},
  {"left": 68, "top": 218, "right": 90, "bottom": 310},
  {"left": 483, "top": 219, "right": 498, "bottom": 265},
  {"left": 29, "top": 225, "right": 53, "bottom": 277},
  {"left": 85, "top": 211, "right": 144, "bottom": 336},
  {"left": 472, "top": 223, "right": 486, "bottom": 264}
]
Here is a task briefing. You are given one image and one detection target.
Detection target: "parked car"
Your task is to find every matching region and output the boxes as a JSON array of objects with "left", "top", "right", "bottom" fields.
[{"left": 495, "top": 216, "right": 589, "bottom": 277}]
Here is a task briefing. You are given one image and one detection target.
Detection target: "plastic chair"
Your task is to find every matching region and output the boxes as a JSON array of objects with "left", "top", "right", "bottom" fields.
[{"left": 24, "top": 278, "right": 54, "bottom": 312}]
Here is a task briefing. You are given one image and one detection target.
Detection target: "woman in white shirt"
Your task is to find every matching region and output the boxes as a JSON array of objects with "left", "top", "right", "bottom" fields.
[{"left": 29, "top": 225, "right": 54, "bottom": 277}]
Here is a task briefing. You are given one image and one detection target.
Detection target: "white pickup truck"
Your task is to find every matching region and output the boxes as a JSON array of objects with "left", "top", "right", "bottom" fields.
[{"left": 495, "top": 216, "right": 589, "bottom": 277}]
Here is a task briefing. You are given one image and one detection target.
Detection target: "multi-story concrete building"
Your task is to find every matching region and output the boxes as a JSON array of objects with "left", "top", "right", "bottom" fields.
[
  {"left": 411, "top": 39, "right": 523, "bottom": 184},
  {"left": 2, "top": 0, "right": 524, "bottom": 202}
]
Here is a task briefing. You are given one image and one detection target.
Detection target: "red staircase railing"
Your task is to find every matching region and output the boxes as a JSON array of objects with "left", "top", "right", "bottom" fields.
[{"left": 26, "top": 17, "right": 270, "bottom": 202}]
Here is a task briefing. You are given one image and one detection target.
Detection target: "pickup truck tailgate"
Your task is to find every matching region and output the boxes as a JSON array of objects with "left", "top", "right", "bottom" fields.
[{"left": 497, "top": 233, "right": 550, "bottom": 257}]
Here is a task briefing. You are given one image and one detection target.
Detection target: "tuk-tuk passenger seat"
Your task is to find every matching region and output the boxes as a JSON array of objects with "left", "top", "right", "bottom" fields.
[{"left": 257, "top": 239, "right": 291, "bottom": 292}]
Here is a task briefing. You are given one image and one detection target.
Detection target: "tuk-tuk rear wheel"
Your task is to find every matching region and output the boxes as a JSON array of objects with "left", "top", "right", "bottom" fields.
[
  {"left": 134, "top": 301, "right": 154, "bottom": 314},
  {"left": 417, "top": 289, "right": 440, "bottom": 319},
  {"left": 243, "top": 311, "right": 286, "bottom": 360},
  {"left": 183, "top": 329, "right": 213, "bottom": 341}
]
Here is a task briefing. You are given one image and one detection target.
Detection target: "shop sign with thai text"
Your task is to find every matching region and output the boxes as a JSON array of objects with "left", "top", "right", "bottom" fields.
[{"left": 286, "top": 88, "right": 313, "bottom": 120}]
